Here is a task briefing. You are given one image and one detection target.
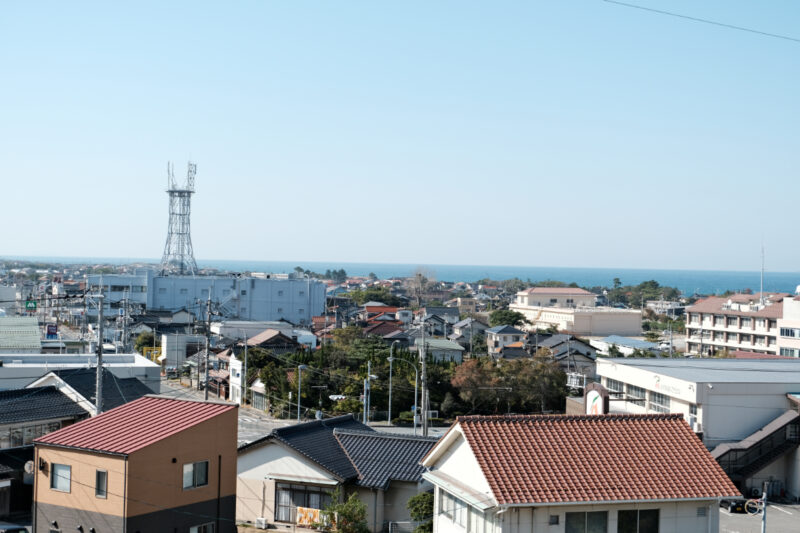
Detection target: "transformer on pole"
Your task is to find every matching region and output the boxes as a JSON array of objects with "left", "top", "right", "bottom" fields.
[{"left": 160, "top": 161, "right": 199, "bottom": 275}]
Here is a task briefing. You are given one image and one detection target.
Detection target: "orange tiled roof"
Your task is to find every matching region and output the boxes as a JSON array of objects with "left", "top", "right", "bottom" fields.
[{"left": 455, "top": 414, "right": 739, "bottom": 505}]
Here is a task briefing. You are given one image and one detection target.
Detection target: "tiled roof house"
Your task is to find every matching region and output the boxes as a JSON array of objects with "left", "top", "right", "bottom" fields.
[{"left": 422, "top": 414, "right": 740, "bottom": 533}]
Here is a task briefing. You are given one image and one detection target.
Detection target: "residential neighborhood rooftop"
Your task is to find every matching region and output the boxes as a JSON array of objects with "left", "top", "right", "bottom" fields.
[{"left": 0, "top": 386, "right": 86, "bottom": 424}]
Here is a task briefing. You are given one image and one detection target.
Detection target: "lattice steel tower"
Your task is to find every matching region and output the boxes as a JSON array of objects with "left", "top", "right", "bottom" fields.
[{"left": 160, "top": 161, "right": 198, "bottom": 275}]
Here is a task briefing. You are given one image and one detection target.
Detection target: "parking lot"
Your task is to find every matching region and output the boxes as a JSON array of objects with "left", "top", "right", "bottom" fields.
[{"left": 720, "top": 503, "right": 800, "bottom": 533}]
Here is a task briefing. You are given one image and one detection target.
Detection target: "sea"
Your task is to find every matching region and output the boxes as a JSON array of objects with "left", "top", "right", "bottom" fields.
[{"left": 4, "top": 256, "right": 800, "bottom": 296}]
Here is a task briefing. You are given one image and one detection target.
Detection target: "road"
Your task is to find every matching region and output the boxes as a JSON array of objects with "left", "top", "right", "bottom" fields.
[{"left": 720, "top": 502, "right": 800, "bottom": 533}]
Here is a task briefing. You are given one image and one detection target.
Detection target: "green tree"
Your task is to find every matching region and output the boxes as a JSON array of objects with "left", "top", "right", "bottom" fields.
[
  {"left": 407, "top": 492, "right": 434, "bottom": 533},
  {"left": 488, "top": 310, "right": 527, "bottom": 327},
  {"left": 316, "top": 488, "right": 369, "bottom": 533},
  {"left": 451, "top": 358, "right": 498, "bottom": 412},
  {"left": 134, "top": 331, "right": 159, "bottom": 354},
  {"left": 349, "top": 286, "right": 402, "bottom": 306},
  {"left": 607, "top": 344, "right": 623, "bottom": 357}
]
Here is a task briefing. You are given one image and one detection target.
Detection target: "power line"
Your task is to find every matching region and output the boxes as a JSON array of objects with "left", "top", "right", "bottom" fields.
[{"left": 602, "top": 0, "right": 800, "bottom": 44}]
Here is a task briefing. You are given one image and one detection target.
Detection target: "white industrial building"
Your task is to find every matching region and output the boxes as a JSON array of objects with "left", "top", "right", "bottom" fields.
[
  {"left": 0, "top": 353, "right": 160, "bottom": 392},
  {"left": 596, "top": 358, "right": 800, "bottom": 499},
  {"left": 510, "top": 288, "right": 642, "bottom": 336},
  {"left": 86, "top": 269, "right": 326, "bottom": 325}
]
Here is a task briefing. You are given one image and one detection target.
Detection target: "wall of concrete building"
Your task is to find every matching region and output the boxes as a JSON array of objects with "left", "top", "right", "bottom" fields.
[{"left": 88, "top": 272, "right": 326, "bottom": 325}]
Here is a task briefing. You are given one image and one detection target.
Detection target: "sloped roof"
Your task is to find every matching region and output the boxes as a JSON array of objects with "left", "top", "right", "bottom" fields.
[
  {"left": 0, "top": 386, "right": 86, "bottom": 424},
  {"left": 414, "top": 338, "right": 464, "bottom": 351},
  {"left": 601, "top": 335, "right": 661, "bottom": 351},
  {"left": 334, "top": 429, "right": 438, "bottom": 490},
  {"left": 35, "top": 396, "right": 236, "bottom": 455},
  {"left": 239, "top": 414, "right": 373, "bottom": 481},
  {"left": 451, "top": 414, "right": 739, "bottom": 505},
  {"left": 486, "top": 325, "right": 526, "bottom": 335},
  {"left": 247, "top": 328, "right": 296, "bottom": 346},
  {"left": 0, "top": 316, "right": 41, "bottom": 350},
  {"left": 44, "top": 368, "right": 153, "bottom": 411}
]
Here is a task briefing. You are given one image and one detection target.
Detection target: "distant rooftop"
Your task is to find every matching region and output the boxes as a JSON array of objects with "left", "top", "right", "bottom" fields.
[{"left": 598, "top": 358, "right": 800, "bottom": 384}]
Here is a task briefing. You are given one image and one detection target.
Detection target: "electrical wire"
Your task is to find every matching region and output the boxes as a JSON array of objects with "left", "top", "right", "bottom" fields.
[{"left": 602, "top": 0, "right": 800, "bottom": 44}]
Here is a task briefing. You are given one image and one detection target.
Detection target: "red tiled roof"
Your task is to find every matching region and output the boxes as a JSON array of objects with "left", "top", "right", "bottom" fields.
[
  {"left": 522, "top": 287, "right": 594, "bottom": 295},
  {"left": 363, "top": 322, "right": 402, "bottom": 337},
  {"left": 454, "top": 414, "right": 739, "bottom": 505},
  {"left": 35, "top": 396, "right": 236, "bottom": 455}
]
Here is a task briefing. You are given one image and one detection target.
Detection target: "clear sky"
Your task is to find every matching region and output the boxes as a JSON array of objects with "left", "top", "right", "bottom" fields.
[{"left": 2, "top": 1, "right": 798, "bottom": 271}]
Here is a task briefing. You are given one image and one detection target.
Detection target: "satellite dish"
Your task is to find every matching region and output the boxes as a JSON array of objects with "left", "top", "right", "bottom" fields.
[{"left": 24, "top": 460, "right": 34, "bottom": 474}]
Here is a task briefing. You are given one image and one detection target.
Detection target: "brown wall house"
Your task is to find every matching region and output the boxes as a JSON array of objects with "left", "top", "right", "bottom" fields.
[{"left": 33, "top": 395, "right": 238, "bottom": 533}]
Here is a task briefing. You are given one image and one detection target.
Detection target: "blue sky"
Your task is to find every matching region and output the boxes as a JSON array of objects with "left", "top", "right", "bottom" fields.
[{"left": 2, "top": 1, "right": 798, "bottom": 271}]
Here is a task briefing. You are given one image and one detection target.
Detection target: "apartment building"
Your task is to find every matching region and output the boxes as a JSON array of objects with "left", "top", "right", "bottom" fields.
[
  {"left": 684, "top": 293, "right": 787, "bottom": 355},
  {"left": 777, "top": 295, "right": 800, "bottom": 357}
]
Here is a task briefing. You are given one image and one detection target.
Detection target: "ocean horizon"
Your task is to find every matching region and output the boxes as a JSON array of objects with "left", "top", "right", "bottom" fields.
[{"left": 3, "top": 255, "right": 800, "bottom": 296}]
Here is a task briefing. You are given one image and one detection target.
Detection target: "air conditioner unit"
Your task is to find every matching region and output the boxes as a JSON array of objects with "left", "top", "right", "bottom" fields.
[
  {"left": 255, "top": 517, "right": 268, "bottom": 529},
  {"left": 693, "top": 422, "right": 703, "bottom": 433}
]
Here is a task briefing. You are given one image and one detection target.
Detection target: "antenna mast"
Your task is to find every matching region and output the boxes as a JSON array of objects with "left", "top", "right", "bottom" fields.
[
  {"left": 760, "top": 244, "right": 765, "bottom": 306},
  {"left": 160, "top": 161, "right": 199, "bottom": 275}
]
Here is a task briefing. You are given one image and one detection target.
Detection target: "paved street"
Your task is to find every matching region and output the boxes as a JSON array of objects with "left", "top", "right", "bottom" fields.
[
  {"left": 159, "top": 379, "right": 291, "bottom": 444},
  {"left": 720, "top": 503, "right": 800, "bottom": 533}
]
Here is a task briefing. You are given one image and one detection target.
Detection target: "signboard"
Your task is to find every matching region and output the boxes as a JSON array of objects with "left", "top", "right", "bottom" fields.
[
  {"left": 583, "top": 382, "right": 609, "bottom": 415},
  {"left": 46, "top": 324, "right": 58, "bottom": 339},
  {"left": 25, "top": 300, "right": 37, "bottom": 311}
]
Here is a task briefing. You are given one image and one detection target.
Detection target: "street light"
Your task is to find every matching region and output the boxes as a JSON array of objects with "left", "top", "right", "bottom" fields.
[
  {"left": 363, "top": 370, "right": 379, "bottom": 424},
  {"left": 387, "top": 341, "right": 399, "bottom": 426},
  {"left": 387, "top": 355, "right": 419, "bottom": 436},
  {"left": 297, "top": 364, "right": 308, "bottom": 421}
]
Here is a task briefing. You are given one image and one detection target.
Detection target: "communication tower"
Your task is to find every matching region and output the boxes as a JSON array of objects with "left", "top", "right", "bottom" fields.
[{"left": 160, "top": 161, "right": 198, "bottom": 275}]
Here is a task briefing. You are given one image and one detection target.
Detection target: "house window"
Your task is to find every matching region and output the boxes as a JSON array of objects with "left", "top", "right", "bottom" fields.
[
  {"left": 649, "top": 391, "right": 670, "bottom": 413},
  {"left": 780, "top": 328, "right": 798, "bottom": 338},
  {"left": 158, "top": 287, "right": 167, "bottom": 294},
  {"left": 741, "top": 317, "right": 752, "bottom": 328},
  {"left": 298, "top": 308, "right": 304, "bottom": 314},
  {"left": 277, "top": 308, "right": 283, "bottom": 313},
  {"left": 689, "top": 404, "right": 698, "bottom": 428},
  {"left": 565, "top": 511, "right": 607, "bottom": 533},
  {"left": 441, "top": 490, "right": 467, "bottom": 527},
  {"left": 727, "top": 317, "right": 737, "bottom": 327},
  {"left": 180, "top": 288, "right": 188, "bottom": 294},
  {"left": 50, "top": 463, "right": 71, "bottom": 492},
  {"left": 241, "top": 290, "right": 247, "bottom": 296},
  {"left": 618, "top": 509, "right": 659, "bottom": 533},
  {"left": 95, "top": 469, "right": 108, "bottom": 498},
  {"left": 780, "top": 347, "right": 799, "bottom": 357},
  {"left": 278, "top": 290, "right": 284, "bottom": 296},
  {"left": 549, "top": 515, "right": 560, "bottom": 525},
  {"left": 182, "top": 460, "right": 209, "bottom": 489},
  {"left": 299, "top": 291, "right": 305, "bottom": 296},
  {"left": 189, "top": 524, "right": 215, "bottom": 533},
  {"left": 605, "top": 378, "right": 624, "bottom": 393},
  {"left": 275, "top": 483, "right": 332, "bottom": 523}
]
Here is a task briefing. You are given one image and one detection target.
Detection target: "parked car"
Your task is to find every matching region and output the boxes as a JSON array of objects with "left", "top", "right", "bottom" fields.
[
  {"left": 0, "top": 521, "right": 29, "bottom": 533},
  {"left": 720, "top": 498, "right": 746, "bottom": 513}
]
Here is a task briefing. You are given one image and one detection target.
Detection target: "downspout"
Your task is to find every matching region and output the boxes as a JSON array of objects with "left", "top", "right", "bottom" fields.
[
  {"left": 123, "top": 457, "right": 128, "bottom": 533},
  {"left": 32, "top": 448, "right": 37, "bottom": 533},
  {"left": 373, "top": 489, "right": 377, "bottom": 532},
  {"left": 217, "top": 454, "right": 222, "bottom": 533}
]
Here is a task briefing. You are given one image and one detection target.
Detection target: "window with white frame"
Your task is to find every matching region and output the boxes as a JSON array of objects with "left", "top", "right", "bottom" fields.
[
  {"left": 689, "top": 404, "right": 698, "bottom": 428},
  {"left": 182, "top": 461, "right": 209, "bottom": 489},
  {"left": 626, "top": 384, "right": 645, "bottom": 401},
  {"left": 441, "top": 490, "right": 467, "bottom": 527},
  {"left": 275, "top": 483, "right": 332, "bottom": 523},
  {"left": 50, "top": 463, "right": 71, "bottom": 492},
  {"left": 95, "top": 469, "right": 107, "bottom": 498},
  {"left": 605, "top": 378, "right": 624, "bottom": 393},
  {"left": 649, "top": 391, "right": 670, "bottom": 413}
]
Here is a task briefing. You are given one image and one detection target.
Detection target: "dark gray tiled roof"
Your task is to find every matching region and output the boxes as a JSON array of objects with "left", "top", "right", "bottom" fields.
[
  {"left": 239, "top": 414, "right": 373, "bottom": 481},
  {"left": 49, "top": 368, "right": 153, "bottom": 411},
  {"left": 334, "top": 429, "right": 438, "bottom": 490},
  {"left": 0, "top": 386, "right": 86, "bottom": 425}
]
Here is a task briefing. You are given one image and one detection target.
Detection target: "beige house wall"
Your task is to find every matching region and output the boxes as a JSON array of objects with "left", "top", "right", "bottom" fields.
[
  {"left": 124, "top": 406, "right": 239, "bottom": 517},
  {"left": 34, "top": 447, "right": 126, "bottom": 516}
]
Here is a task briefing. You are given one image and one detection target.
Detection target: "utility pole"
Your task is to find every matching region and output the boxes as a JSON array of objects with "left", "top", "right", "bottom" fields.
[
  {"left": 122, "top": 289, "right": 129, "bottom": 352},
  {"left": 95, "top": 290, "right": 104, "bottom": 416},
  {"left": 204, "top": 294, "right": 211, "bottom": 401},
  {"left": 242, "top": 332, "right": 248, "bottom": 406},
  {"left": 761, "top": 480, "right": 769, "bottom": 533},
  {"left": 421, "top": 318, "right": 428, "bottom": 437}
]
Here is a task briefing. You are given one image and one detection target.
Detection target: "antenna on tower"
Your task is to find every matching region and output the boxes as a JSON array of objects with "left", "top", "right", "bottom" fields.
[{"left": 160, "top": 161, "right": 199, "bottom": 276}]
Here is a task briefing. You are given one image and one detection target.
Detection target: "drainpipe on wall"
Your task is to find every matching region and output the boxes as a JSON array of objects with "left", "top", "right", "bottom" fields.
[{"left": 373, "top": 489, "right": 377, "bottom": 532}]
